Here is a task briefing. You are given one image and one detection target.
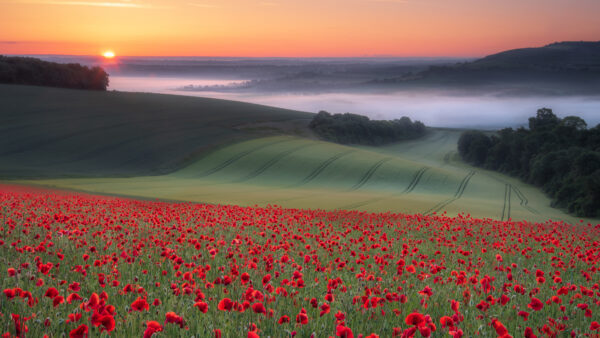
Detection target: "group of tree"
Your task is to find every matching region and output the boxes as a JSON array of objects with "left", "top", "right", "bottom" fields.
[
  {"left": 309, "top": 111, "right": 426, "bottom": 146},
  {"left": 0, "top": 55, "right": 109, "bottom": 90},
  {"left": 458, "top": 108, "right": 600, "bottom": 217}
]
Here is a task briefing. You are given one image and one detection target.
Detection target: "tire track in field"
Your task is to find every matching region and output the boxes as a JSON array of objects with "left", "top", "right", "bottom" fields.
[
  {"left": 402, "top": 167, "right": 430, "bottom": 193},
  {"left": 511, "top": 185, "right": 539, "bottom": 214},
  {"left": 297, "top": 150, "right": 356, "bottom": 185},
  {"left": 235, "top": 143, "right": 314, "bottom": 182},
  {"left": 349, "top": 158, "right": 392, "bottom": 191},
  {"left": 339, "top": 166, "right": 430, "bottom": 210},
  {"left": 424, "top": 170, "right": 475, "bottom": 215},
  {"left": 501, "top": 184, "right": 512, "bottom": 221},
  {"left": 482, "top": 173, "right": 540, "bottom": 216},
  {"left": 197, "top": 139, "right": 291, "bottom": 177}
]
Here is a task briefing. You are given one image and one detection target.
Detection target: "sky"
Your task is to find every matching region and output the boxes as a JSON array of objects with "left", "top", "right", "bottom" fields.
[{"left": 1, "top": 0, "right": 599, "bottom": 57}]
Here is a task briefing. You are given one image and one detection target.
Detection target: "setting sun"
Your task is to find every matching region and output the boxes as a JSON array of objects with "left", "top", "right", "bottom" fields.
[{"left": 102, "top": 51, "right": 115, "bottom": 59}]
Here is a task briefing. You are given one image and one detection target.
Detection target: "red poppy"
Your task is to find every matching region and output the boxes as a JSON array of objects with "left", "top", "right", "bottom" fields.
[
  {"left": 143, "top": 321, "right": 163, "bottom": 338},
  {"left": 194, "top": 301, "right": 208, "bottom": 313},
  {"left": 131, "top": 297, "right": 149, "bottom": 312},
  {"left": 69, "top": 324, "right": 88, "bottom": 338},
  {"left": 405, "top": 312, "right": 425, "bottom": 326},
  {"left": 218, "top": 298, "right": 234, "bottom": 311},
  {"left": 165, "top": 311, "right": 185, "bottom": 328},
  {"left": 251, "top": 302, "right": 266, "bottom": 314},
  {"left": 4, "top": 288, "right": 16, "bottom": 299},
  {"left": 336, "top": 325, "right": 354, "bottom": 338},
  {"left": 44, "top": 287, "right": 59, "bottom": 299},
  {"left": 527, "top": 297, "right": 543, "bottom": 311},
  {"left": 53, "top": 295, "right": 64, "bottom": 307}
]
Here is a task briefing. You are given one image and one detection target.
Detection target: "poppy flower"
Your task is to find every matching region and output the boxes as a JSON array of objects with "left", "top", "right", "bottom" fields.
[
  {"left": 165, "top": 311, "right": 185, "bottom": 328},
  {"left": 143, "top": 321, "right": 163, "bottom": 338},
  {"left": 336, "top": 325, "right": 354, "bottom": 338},
  {"left": 95, "top": 315, "right": 116, "bottom": 333},
  {"left": 194, "top": 301, "right": 208, "bottom": 313},
  {"left": 131, "top": 296, "right": 149, "bottom": 312},
  {"left": 218, "top": 298, "right": 234, "bottom": 311},
  {"left": 251, "top": 302, "right": 266, "bottom": 314},
  {"left": 44, "top": 287, "right": 59, "bottom": 299},
  {"left": 4, "top": 288, "right": 16, "bottom": 299},
  {"left": 405, "top": 312, "right": 425, "bottom": 326},
  {"left": 278, "top": 315, "right": 290, "bottom": 324},
  {"left": 527, "top": 297, "right": 543, "bottom": 311},
  {"left": 53, "top": 295, "right": 64, "bottom": 307},
  {"left": 69, "top": 324, "right": 88, "bottom": 338}
]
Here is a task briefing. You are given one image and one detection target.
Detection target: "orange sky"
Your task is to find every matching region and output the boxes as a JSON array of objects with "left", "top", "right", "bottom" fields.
[{"left": 1, "top": 0, "right": 599, "bottom": 57}]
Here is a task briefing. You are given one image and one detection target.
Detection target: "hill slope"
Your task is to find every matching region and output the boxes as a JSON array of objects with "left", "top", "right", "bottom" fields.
[
  {"left": 0, "top": 84, "right": 313, "bottom": 177},
  {"left": 369, "top": 41, "right": 600, "bottom": 94}
]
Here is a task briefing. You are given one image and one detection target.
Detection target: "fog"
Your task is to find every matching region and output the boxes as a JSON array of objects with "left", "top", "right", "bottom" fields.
[{"left": 108, "top": 75, "right": 600, "bottom": 129}]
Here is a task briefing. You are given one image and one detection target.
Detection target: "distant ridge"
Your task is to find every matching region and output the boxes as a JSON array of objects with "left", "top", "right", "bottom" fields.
[
  {"left": 368, "top": 41, "right": 600, "bottom": 94},
  {"left": 467, "top": 41, "right": 600, "bottom": 71}
]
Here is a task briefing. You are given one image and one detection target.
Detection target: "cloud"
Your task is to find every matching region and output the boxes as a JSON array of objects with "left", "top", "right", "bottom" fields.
[
  {"left": 12, "top": 0, "right": 154, "bottom": 8},
  {"left": 0, "top": 41, "right": 20, "bottom": 44}
]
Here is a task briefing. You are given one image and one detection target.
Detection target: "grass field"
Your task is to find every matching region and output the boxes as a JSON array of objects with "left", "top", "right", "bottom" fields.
[
  {"left": 18, "top": 132, "right": 585, "bottom": 224},
  {"left": 1, "top": 85, "right": 592, "bottom": 223},
  {"left": 0, "top": 84, "right": 312, "bottom": 177}
]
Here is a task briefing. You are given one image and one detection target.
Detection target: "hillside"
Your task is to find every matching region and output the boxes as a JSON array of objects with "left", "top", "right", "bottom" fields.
[
  {"left": 0, "top": 84, "right": 313, "bottom": 178},
  {"left": 1, "top": 84, "right": 593, "bottom": 223},
  {"left": 467, "top": 41, "right": 600, "bottom": 71},
  {"left": 369, "top": 41, "right": 600, "bottom": 94}
]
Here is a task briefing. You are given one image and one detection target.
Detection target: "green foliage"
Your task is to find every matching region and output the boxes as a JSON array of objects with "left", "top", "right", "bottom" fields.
[
  {"left": 0, "top": 55, "right": 109, "bottom": 90},
  {"left": 309, "top": 111, "right": 426, "bottom": 145},
  {"left": 458, "top": 108, "right": 600, "bottom": 217}
]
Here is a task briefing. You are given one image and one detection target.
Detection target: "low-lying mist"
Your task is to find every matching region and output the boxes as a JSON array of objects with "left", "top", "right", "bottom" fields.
[{"left": 109, "top": 75, "right": 600, "bottom": 129}]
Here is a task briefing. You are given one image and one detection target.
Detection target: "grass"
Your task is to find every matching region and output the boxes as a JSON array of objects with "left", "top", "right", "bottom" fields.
[
  {"left": 0, "top": 84, "right": 312, "bottom": 178},
  {"left": 1, "top": 84, "right": 593, "bottom": 223},
  {"left": 18, "top": 133, "right": 588, "bottom": 224}
]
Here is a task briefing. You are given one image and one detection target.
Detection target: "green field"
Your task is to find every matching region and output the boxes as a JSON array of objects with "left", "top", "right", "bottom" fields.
[{"left": 0, "top": 85, "right": 591, "bottom": 223}]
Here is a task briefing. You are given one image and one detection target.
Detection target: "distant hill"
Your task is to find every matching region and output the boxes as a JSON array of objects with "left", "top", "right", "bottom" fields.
[
  {"left": 463, "top": 41, "right": 600, "bottom": 72},
  {"left": 368, "top": 41, "right": 600, "bottom": 94}
]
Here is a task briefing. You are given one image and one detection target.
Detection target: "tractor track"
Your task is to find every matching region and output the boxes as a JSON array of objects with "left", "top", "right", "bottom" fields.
[
  {"left": 235, "top": 143, "right": 314, "bottom": 182},
  {"left": 349, "top": 158, "right": 392, "bottom": 191},
  {"left": 402, "top": 167, "right": 429, "bottom": 193},
  {"left": 297, "top": 150, "right": 356, "bottom": 185},
  {"left": 197, "top": 139, "right": 291, "bottom": 177},
  {"left": 424, "top": 170, "right": 475, "bottom": 215}
]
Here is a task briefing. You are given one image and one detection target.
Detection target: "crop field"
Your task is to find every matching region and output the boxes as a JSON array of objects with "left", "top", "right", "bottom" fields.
[
  {"left": 0, "top": 184, "right": 599, "bottom": 337},
  {"left": 22, "top": 132, "right": 584, "bottom": 224},
  {"left": 0, "top": 84, "right": 312, "bottom": 178}
]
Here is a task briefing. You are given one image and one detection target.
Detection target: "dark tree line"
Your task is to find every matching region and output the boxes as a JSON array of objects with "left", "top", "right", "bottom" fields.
[
  {"left": 309, "top": 111, "right": 426, "bottom": 146},
  {"left": 458, "top": 108, "right": 600, "bottom": 217},
  {"left": 0, "top": 55, "right": 109, "bottom": 90}
]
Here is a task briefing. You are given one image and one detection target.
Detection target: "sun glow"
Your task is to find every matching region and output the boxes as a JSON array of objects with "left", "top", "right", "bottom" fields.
[{"left": 102, "top": 51, "right": 115, "bottom": 59}]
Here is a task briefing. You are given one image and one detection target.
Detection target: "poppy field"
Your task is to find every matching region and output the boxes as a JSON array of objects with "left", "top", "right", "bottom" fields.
[{"left": 1, "top": 184, "right": 599, "bottom": 337}]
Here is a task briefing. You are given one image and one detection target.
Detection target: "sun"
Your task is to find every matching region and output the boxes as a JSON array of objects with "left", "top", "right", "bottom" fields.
[{"left": 102, "top": 51, "right": 116, "bottom": 59}]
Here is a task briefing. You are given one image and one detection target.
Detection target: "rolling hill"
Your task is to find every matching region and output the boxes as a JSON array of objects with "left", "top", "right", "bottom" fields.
[
  {"left": 369, "top": 41, "right": 600, "bottom": 95},
  {"left": 0, "top": 84, "right": 593, "bottom": 223},
  {"left": 0, "top": 84, "right": 313, "bottom": 178}
]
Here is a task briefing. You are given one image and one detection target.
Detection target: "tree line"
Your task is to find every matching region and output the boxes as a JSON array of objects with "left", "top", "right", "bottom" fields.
[
  {"left": 309, "top": 111, "right": 426, "bottom": 146},
  {"left": 458, "top": 108, "right": 600, "bottom": 217},
  {"left": 0, "top": 55, "right": 109, "bottom": 90}
]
